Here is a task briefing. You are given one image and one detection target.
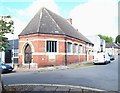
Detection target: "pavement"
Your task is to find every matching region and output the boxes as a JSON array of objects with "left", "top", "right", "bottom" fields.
[
  {"left": 14, "top": 61, "right": 94, "bottom": 72},
  {"left": 0, "top": 85, "right": 1, "bottom": 93},
  {"left": 3, "top": 84, "right": 116, "bottom": 93}
]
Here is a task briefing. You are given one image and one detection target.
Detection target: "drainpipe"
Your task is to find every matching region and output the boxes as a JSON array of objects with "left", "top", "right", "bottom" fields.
[
  {"left": 85, "top": 43, "right": 87, "bottom": 61},
  {"left": 86, "top": 48, "right": 87, "bottom": 61},
  {"left": 64, "top": 37, "right": 67, "bottom": 66}
]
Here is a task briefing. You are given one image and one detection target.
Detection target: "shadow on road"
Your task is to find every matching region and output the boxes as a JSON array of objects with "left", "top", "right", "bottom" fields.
[
  {"left": 94, "top": 63, "right": 109, "bottom": 65},
  {"left": 2, "top": 71, "right": 16, "bottom": 74}
]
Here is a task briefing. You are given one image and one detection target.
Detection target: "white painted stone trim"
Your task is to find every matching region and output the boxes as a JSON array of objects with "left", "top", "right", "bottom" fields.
[
  {"left": 21, "top": 40, "right": 35, "bottom": 65},
  {"left": 19, "top": 39, "right": 65, "bottom": 42}
]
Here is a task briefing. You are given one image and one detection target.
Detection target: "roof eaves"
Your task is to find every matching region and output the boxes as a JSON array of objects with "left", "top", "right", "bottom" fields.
[{"left": 65, "top": 34, "right": 93, "bottom": 45}]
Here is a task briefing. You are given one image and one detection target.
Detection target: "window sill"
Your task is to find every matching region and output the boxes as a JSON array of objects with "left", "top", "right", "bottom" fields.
[{"left": 46, "top": 52, "right": 58, "bottom": 55}]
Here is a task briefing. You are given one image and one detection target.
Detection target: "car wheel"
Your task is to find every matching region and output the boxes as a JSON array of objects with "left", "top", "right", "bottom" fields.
[
  {"left": 104, "top": 61, "right": 107, "bottom": 64},
  {"left": 93, "top": 62, "right": 96, "bottom": 65}
]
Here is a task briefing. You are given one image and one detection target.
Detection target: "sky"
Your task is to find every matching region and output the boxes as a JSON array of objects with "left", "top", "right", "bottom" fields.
[{"left": 0, "top": 0, "right": 119, "bottom": 41}]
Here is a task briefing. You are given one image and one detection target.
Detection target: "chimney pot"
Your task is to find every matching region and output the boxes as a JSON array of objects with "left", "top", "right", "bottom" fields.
[{"left": 67, "top": 18, "right": 72, "bottom": 24}]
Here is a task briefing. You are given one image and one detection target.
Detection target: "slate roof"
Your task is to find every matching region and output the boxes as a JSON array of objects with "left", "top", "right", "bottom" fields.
[
  {"left": 19, "top": 7, "right": 92, "bottom": 44},
  {"left": 106, "top": 42, "right": 120, "bottom": 49}
]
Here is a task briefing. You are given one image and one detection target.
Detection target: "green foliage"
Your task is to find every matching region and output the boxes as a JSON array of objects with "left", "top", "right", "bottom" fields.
[
  {"left": 0, "top": 16, "right": 14, "bottom": 52},
  {"left": 98, "top": 34, "right": 113, "bottom": 43},
  {"left": 115, "top": 35, "right": 120, "bottom": 44}
]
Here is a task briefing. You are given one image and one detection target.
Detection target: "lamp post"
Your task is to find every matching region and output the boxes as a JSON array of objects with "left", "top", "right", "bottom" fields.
[
  {"left": 29, "top": 53, "right": 31, "bottom": 69},
  {"left": 12, "top": 32, "right": 14, "bottom": 68}
]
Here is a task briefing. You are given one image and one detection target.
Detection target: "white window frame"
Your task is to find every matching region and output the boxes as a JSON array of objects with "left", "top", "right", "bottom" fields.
[
  {"left": 12, "top": 49, "right": 18, "bottom": 63},
  {"left": 74, "top": 43, "right": 78, "bottom": 54},
  {"left": 79, "top": 45, "right": 82, "bottom": 54},
  {"left": 46, "top": 40, "right": 57, "bottom": 53},
  {"left": 14, "top": 49, "right": 18, "bottom": 57},
  {"left": 67, "top": 42, "right": 72, "bottom": 53}
]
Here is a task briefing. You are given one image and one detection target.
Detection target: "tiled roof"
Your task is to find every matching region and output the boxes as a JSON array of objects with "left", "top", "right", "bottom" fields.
[
  {"left": 106, "top": 42, "right": 120, "bottom": 49},
  {"left": 19, "top": 7, "right": 92, "bottom": 44}
]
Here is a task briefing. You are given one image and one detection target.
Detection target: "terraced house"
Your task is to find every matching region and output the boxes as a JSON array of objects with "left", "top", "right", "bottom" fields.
[{"left": 18, "top": 7, "right": 94, "bottom": 68}]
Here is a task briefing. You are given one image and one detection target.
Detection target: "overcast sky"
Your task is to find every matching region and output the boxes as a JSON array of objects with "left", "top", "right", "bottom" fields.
[{"left": 0, "top": 0, "right": 119, "bottom": 41}]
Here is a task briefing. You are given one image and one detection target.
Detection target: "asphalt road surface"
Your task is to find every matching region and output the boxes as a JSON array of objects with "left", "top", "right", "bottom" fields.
[{"left": 2, "top": 56, "right": 119, "bottom": 91}]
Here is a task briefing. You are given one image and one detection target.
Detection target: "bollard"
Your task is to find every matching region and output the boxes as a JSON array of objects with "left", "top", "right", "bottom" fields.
[{"left": 0, "top": 69, "right": 2, "bottom": 93}]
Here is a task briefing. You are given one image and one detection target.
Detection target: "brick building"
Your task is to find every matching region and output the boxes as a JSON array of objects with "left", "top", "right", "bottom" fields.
[{"left": 18, "top": 7, "right": 94, "bottom": 68}]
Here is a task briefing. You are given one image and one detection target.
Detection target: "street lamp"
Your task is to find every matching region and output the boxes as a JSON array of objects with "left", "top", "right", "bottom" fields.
[{"left": 12, "top": 31, "right": 14, "bottom": 68}]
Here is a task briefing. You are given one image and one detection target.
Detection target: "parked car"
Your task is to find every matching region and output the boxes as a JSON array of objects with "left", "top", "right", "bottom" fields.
[
  {"left": 93, "top": 52, "right": 110, "bottom": 64},
  {"left": 108, "top": 54, "right": 115, "bottom": 61},
  {"left": 0, "top": 62, "right": 13, "bottom": 73}
]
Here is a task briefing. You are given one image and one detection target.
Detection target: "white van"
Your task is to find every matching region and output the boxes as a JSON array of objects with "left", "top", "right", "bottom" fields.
[{"left": 93, "top": 52, "right": 110, "bottom": 64}]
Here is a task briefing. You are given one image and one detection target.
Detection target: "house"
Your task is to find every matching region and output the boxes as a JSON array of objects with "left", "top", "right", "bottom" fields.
[
  {"left": 0, "top": 39, "right": 18, "bottom": 64},
  {"left": 18, "top": 7, "right": 94, "bottom": 68},
  {"left": 0, "top": 51, "right": 4, "bottom": 63},
  {"left": 0, "top": 39, "right": 18, "bottom": 65},
  {"left": 105, "top": 42, "right": 120, "bottom": 55},
  {"left": 87, "top": 35, "right": 105, "bottom": 53}
]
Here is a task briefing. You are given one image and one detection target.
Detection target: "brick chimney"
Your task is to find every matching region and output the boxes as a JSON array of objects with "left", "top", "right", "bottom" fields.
[{"left": 67, "top": 18, "right": 72, "bottom": 25}]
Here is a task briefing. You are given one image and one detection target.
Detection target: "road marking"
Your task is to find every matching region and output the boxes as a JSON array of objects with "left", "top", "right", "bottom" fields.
[
  {"left": 79, "top": 65, "right": 96, "bottom": 68},
  {"left": 7, "top": 83, "right": 105, "bottom": 91}
]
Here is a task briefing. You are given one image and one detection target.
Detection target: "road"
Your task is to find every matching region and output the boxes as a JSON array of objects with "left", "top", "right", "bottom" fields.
[{"left": 2, "top": 56, "right": 118, "bottom": 91}]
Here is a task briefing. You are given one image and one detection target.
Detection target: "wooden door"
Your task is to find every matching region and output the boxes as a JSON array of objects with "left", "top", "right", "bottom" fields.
[{"left": 24, "top": 44, "right": 32, "bottom": 63}]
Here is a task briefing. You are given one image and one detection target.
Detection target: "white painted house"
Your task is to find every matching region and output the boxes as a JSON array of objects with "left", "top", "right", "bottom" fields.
[
  {"left": 106, "top": 42, "right": 120, "bottom": 55},
  {"left": 87, "top": 35, "right": 105, "bottom": 53},
  {"left": 0, "top": 51, "right": 5, "bottom": 63}
]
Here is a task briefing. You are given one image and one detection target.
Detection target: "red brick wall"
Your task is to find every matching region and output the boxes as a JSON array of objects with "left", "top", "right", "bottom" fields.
[
  {"left": 67, "top": 55, "right": 79, "bottom": 64},
  {"left": 18, "top": 55, "right": 22, "bottom": 64},
  {"left": 59, "top": 42, "right": 65, "bottom": 53},
  {"left": 32, "top": 40, "right": 45, "bottom": 52},
  {"left": 19, "top": 34, "right": 93, "bottom": 67},
  {"left": 56, "top": 55, "right": 65, "bottom": 65}
]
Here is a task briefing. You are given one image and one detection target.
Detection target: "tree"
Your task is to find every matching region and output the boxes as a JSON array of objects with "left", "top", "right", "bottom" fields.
[
  {"left": 0, "top": 16, "right": 14, "bottom": 52},
  {"left": 0, "top": 16, "right": 14, "bottom": 91},
  {"left": 98, "top": 34, "right": 113, "bottom": 43},
  {"left": 115, "top": 35, "right": 120, "bottom": 44}
]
